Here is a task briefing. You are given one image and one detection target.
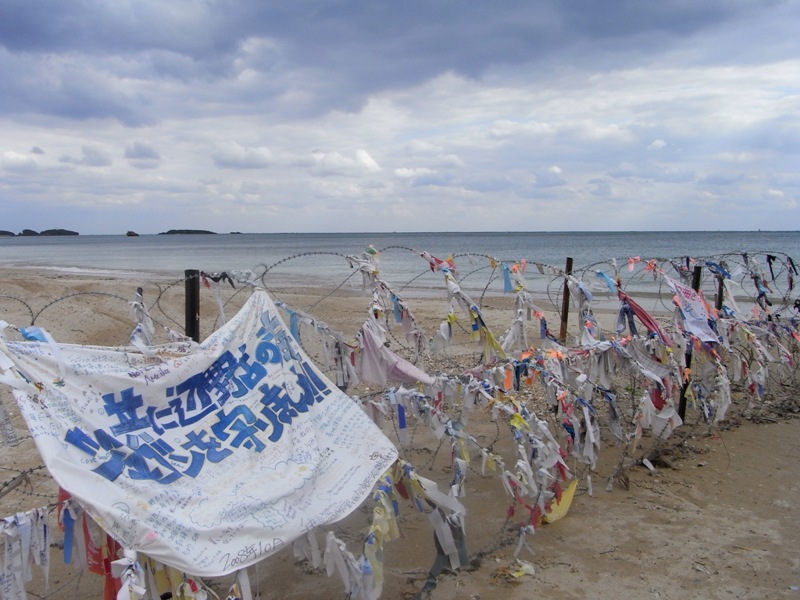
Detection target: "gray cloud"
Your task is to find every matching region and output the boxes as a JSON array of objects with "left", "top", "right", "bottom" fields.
[
  {"left": 589, "top": 179, "right": 613, "bottom": 197},
  {"left": 607, "top": 162, "right": 695, "bottom": 184},
  {"left": 212, "top": 142, "right": 273, "bottom": 169},
  {"left": 534, "top": 167, "right": 567, "bottom": 188},
  {"left": 59, "top": 145, "right": 113, "bottom": 167},
  {"left": 700, "top": 173, "right": 748, "bottom": 186},
  {"left": 0, "top": 0, "right": 797, "bottom": 233},
  {"left": 0, "top": 1, "right": 783, "bottom": 125},
  {"left": 125, "top": 142, "right": 160, "bottom": 160},
  {"left": 125, "top": 142, "right": 161, "bottom": 169}
]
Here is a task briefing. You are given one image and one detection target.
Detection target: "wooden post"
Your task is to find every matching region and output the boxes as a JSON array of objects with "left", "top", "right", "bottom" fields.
[
  {"left": 715, "top": 276, "right": 724, "bottom": 312},
  {"left": 185, "top": 269, "right": 200, "bottom": 342},
  {"left": 678, "top": 265, "right": 702, "bottom": 421},
  {"left": 559, "top": 257, "right": 573, "bottom": 345}
]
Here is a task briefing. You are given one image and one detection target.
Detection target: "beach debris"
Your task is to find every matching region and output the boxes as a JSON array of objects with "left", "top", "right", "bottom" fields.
[{"left": 489, "top": 559, "right": 535, "bottom": 586}]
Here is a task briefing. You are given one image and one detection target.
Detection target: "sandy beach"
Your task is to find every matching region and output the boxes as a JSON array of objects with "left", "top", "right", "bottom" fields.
[{"left": 0, "top": 269, "right": 798, "bottom": 600}]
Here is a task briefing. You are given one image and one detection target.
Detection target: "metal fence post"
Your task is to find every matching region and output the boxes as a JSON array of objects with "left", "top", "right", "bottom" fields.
[
  {"left": 678, "top": 265, "right": 702, "bottom": 420},
  {"left": 185, "top": 269, "right": 200, "bottom": 342},
  {"left": 559, "top": 257, "right": 573, "bottom": 345}
]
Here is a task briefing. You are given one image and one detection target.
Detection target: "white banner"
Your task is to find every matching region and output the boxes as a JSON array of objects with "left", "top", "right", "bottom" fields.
[
  {"left": 0, "top": 290, "right": 398, "bottom": 576},
  {"left": 665, "top": 276, "right": 718, "bottom": 342}
]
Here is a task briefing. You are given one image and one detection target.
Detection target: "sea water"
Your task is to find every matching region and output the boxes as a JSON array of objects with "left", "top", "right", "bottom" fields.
[{"left": 1, "top": 231, "right": 798, "bottom": 299}]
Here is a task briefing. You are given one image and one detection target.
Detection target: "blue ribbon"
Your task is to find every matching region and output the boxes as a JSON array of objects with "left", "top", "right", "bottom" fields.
[{"left": 596, "top": 270, "right": 617, "bottom": 294}]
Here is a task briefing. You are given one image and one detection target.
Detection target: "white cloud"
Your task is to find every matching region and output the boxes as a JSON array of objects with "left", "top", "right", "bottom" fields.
[
  {"left": 212, "top": 142, "right": 273, "bottom": 169},
  {"left": 311, "top": 150, "right": 383, "bottom": 176},
  {"left": 1, "top": 151, "right": 38, "bottom": 172},
  {"left": 647, "top": 139, "right": 667, "bottom": 150},
  {"left": 765, "top": 189, "right": 798, "bottom": 209},
  {"left": 356, "top": 149, "right": 381, "bottom": 172},
  {"left": 715, "top": 151, "right": 758, "bottom": 163},
  {"left": 395, "top": 167, "right": 436, "bottom": 179}
]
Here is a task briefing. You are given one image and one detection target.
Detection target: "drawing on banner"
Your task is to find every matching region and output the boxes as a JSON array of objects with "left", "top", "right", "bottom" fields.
[
  {"left": 665, "top": 276, "right": 718, "bottom": 342},
  {"left": 0, "top": 289, "right": 398, "bottom": 577}
]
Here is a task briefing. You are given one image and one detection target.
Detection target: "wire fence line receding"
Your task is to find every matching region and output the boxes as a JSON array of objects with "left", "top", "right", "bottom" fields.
[{"left": 0, "top": 246, "right": 798, "bottom": 600}]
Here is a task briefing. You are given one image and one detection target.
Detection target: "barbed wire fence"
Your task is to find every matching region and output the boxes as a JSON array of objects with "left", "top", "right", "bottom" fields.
[{"left": 0, "top": 247, "right": 798, "bottom": 599}]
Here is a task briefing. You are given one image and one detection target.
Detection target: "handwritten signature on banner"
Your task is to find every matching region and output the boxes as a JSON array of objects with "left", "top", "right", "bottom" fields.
[
  {"left": 220, "top": 537, "right": 286, "bottom": 573},
  {"left": 64, "top": 310, "right": 333, "bottom": 484}
]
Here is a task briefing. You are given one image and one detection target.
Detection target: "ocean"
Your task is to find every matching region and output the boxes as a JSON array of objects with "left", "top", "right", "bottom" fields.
[{"left": 1, "top": 231, "right": 798, "bottom": 300}]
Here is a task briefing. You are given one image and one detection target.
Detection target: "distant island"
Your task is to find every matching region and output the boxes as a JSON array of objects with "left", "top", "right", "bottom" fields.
[
  {"left": 0, "top": 229, "right": 79, "bottom": 237},
  {"left": 0, "top": 229, "right": 227, "bottom": 236},
  {"left": 40, "top": 229, "right": 79, "bottom": 236}
]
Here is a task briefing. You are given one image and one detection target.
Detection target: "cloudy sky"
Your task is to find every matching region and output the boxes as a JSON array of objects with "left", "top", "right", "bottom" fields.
[{"left": 1, "top": 1, "right": 798, "bottom": 234}]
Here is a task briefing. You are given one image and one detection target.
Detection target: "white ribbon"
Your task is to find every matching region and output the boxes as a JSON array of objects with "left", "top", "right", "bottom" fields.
[
  {"left": 513, "top": 525, "right": 535, "bottom": 559},
  {"left": 2, "top": 514, "right": 27, "bottom": 600},
  {"left": 429, "top": 509, "right": 460, "bottom": 570},
  {"left": 111, "top": 549, "right": 146, "bottom": 600},
  {"left": 293, "top": 530, "right": 322, "bottom": 569}
]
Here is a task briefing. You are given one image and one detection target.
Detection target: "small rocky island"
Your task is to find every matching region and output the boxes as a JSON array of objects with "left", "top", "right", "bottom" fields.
[
  {"left": 158, "top": 229, "right": 217, "bottom": 235},
  {"left": 1, "top": 229, "right": 79, "bottom": 236}
]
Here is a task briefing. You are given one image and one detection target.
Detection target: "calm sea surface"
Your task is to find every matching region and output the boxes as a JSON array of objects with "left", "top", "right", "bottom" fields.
[{"left": 1, "top": 231, "right": 798, "bottom": 296}]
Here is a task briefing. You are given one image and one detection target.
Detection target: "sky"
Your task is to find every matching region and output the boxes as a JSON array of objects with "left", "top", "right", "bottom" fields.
[{"left": 0, "top": 1, "right": 798, "bottom": 235}]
